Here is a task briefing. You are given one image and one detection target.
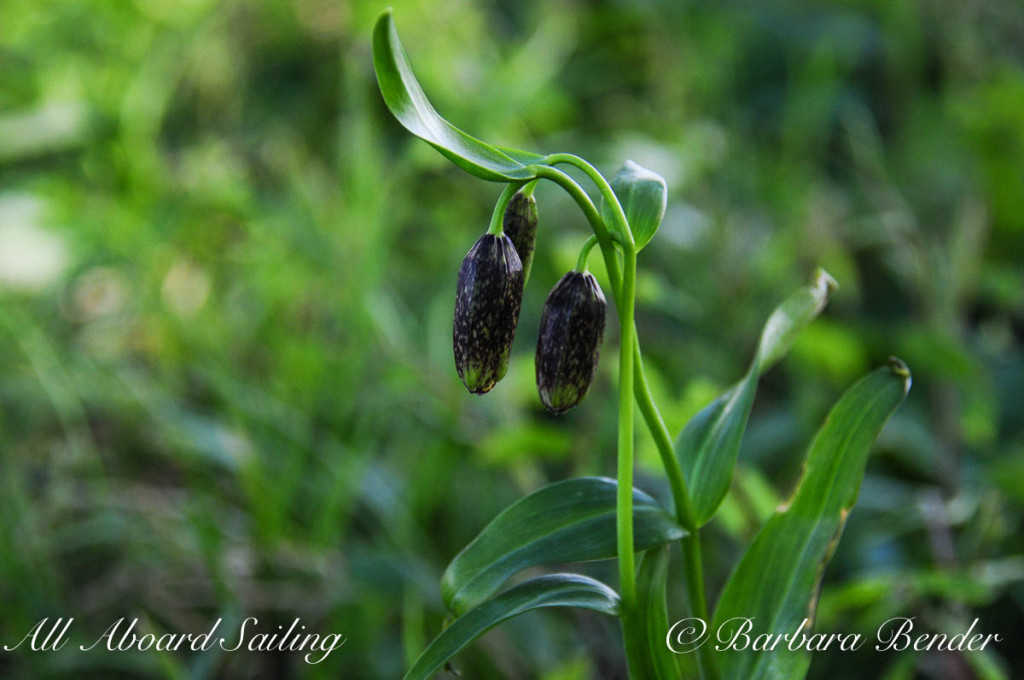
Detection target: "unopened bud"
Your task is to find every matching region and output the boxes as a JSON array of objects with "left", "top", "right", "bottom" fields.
[
  {"left": 453, "top": 234, "right": 524, "bottom": 394},
  {"left": 502, "top": 192, "right": 538, "bottom": 282},
  {"left": 535, "top": 271, "right": 606, "bottom": 413}
]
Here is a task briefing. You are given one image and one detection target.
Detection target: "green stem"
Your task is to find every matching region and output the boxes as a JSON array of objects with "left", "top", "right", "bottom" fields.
[
  {"left": 617, "top": 246, "right": 638, "bottom": 612},
  {"left": 535, "top": 161, "right": 696, "bottom": 521},
  {"left": 487, "top": 181, "right": 527, "bottom": 236},
  {"left": 542, "top": 153, "right": 634, "bottom": 248},
  {"left": 533, "top": 163, "right": 644, "bottom": 676},
  {"left": 633, "top": 343, "right": 717, "bottom": 680},
  {"left": 536, "top": 163, "right": 639, "bottom": 613},
  {"left": 683, "top": 533, "right": 714, "bottom": 678},
  {"left": 631, "top": 349, "right": 695, "bottom": 529},
  {"left": 534, "top": 160, "right": 716, "bottom": 680},
  {"left": 575, "top": 235, "right": 600, "bottom": 272},
  {"left": 532, "top": 166, "right": 622, "bottom": 295}
]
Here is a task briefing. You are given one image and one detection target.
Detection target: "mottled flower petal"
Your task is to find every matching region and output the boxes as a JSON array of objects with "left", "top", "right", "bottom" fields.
[
  {"left": 536, "top": 271, "right": 606, "bottom": 413},
  {"left": 453, "top": 234, "right": 524, "bottom": 394}
]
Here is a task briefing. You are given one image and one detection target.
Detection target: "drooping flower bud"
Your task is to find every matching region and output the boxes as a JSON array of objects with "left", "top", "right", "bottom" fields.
[
  {"left": 535, "top": 271, "right": 606, "bottom": 414},
  {"left": 453, "top": 234, "right": 524, "bottom": 394},
  {"left": 502, "top": 192, "right": 538, "bottom": 282}
]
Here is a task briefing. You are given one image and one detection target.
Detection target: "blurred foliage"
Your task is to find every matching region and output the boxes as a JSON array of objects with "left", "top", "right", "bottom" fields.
[{"left": 0, "top": 0, "right": 1022, "bottom": 678}]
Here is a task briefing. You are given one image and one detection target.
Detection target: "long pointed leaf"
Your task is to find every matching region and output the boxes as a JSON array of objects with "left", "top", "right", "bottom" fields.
[
  {"left": 711, "top": 359, "right": 911, "bottom": 680},
  {"left": 372, "top": 10, "right": 543, "bottom": 181},
  {"left": 405, "top": 574, "right": 620, "bottom": 680},
  {"left": 677, "top": 268, "right": 837, "bottom": 526},
  {"left": 441, "top": 477, "right": 686, "bottom": 615}
]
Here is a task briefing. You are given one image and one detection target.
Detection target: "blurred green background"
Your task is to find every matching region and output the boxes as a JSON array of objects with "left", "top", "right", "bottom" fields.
[{"left": 1, "top": 0, "right": 1022, "bottom": 678}]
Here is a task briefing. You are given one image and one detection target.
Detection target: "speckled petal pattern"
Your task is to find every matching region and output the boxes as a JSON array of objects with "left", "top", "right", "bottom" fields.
[
  {"left": 453, "top": 234, "right": 525, "bottom": 394},
  {"left": 535, "top": 271, "right": 606, "bottom": 413}
]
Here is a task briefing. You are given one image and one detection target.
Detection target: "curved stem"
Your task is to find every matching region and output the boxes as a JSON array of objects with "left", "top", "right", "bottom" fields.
[
  {"left": 532, "top": 165, "right": 699, "bottom": 526},
  {"left": 487, "top": 181, "right": 527, "bottom": 236},
  {"left": 534, "top": 165, "right": 640, "bottom": 621},
  {"left": 542, "top": 153, "right": 635, "bottom": 249},
  {"left": 632, "top": 350, "right": 695, "bottom": 530},
  {"left": 575, "top": 235, "right": 600, "bottom": 272},
  {"left": 534, "top": 163, "right": 647, "bottom": 676},
  {"left": 534, "top": 161, "right": 716, "bottom": 680},
  {"left": 532, "top": 166, "right": 622, "bottom": 298},
  {"left": 633, "top": 342, "right": 716, "bottom": 680}
]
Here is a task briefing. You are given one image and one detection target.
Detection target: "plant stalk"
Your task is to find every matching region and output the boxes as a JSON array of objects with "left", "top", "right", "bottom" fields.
[
  {"left": 487, "top": 181, "right": 527, "bottom": 236},
  {"left": 535, "top": 161, "right": 645, "bottom": 672},
  {"left": 633, "top": 354, "right": 717, "bottom": 680},
  {"left": 575, "top": 235, "right": 600, "bottom": 272},
  {"left": 534, "top": 161, "right": 717, "bottom": 680},
  {"left": 617, "top": 246, "right": 638, "bottom": 612}
]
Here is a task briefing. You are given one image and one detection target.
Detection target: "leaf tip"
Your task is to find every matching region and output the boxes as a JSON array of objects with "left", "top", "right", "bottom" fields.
[
  {"left": 812, "top": 267, "right": 839, "bottom": 296},
  {"left": 374, "top": 7, "right": 394, "bottom": 33},
  {"left": 888, "top": 356, "right": 912, "bottom": 390}
]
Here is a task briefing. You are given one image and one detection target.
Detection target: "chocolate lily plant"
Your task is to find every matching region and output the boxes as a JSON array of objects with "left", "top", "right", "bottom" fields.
[{"left": 373, "top": 10, "right": 911, "bottom": 679}]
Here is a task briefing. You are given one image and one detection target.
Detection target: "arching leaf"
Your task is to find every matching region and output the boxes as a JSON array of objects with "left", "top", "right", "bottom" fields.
[
  {"left": 442, "top": 477, "right": 686, "bottom": 615},
  {"left": 372, "top": 10, "right": 543, "bottom": 181},
  {"left": 405, "top": 574, "right": 620, "bottom": 680}
]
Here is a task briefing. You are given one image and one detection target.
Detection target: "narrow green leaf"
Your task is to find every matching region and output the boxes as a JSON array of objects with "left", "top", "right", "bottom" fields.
[
  {"left": 676, "top": 372, "right": 757, "bottom": 528},
  {"left": 711, "top": 359, "right": 911, "bottom": 680},
  {"left": 404, "top": 574, "right": 620, "bottom": 680},
  {"left": 442, "top": 477, "right": 686, "bottom": 615},
  {"left": 677, "top": 269, "right": 836, "bottom": 526},
  {"left": 601, "top": 160, "right": 667, "bottom": 250},
  {"left": 756, "top": 268, "right": 838, "bottom": 372},
  {"left": 635, "top": 548, "right": 682, "bottom": 680},
  {"left": 372, "top": 10, "right": 543, "bottom": 181}
]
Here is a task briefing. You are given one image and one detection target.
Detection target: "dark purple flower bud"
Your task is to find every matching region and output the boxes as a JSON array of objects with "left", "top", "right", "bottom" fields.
[
  {"left": 536, "top": 271, "right": 606, "bottom": 414},
  {"left": 502, "top": 192, "right": 538, "bottom": 282},
  {"left": 453, "top": 234, "right": 524, "bottom": 394}
]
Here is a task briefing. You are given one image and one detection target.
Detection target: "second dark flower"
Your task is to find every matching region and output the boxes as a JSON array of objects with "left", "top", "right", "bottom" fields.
[{"left": 536, "top": 271, "right": 607, "bottom": 413}]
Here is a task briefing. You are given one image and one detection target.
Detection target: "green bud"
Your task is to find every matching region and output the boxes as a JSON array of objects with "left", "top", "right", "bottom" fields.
[
  {"left": 502, "top": 191, "right": 538, "bottom": 282},
  {"left": 453, "top": 233, "right": 525, "bottom": 394},
  {"left": 535, "top": 271, "right": 606, "bottom": 414}
]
